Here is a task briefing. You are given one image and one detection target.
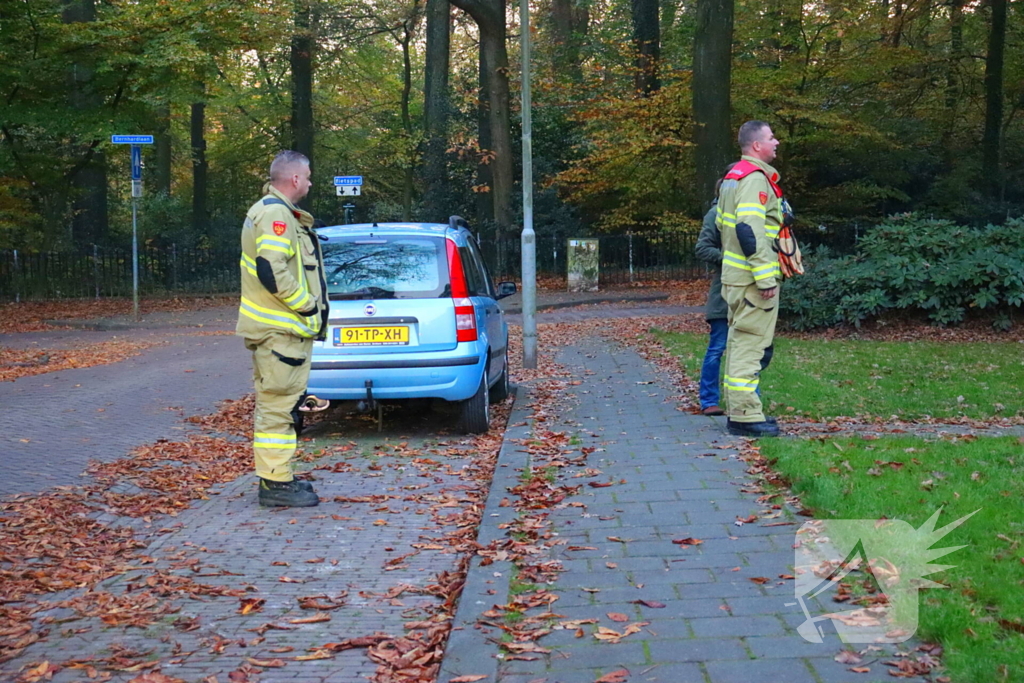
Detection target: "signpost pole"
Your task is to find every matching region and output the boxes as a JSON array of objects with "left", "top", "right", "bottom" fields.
[
  {"left": 130, "top": 143, "right": 143, "bottom": 321},
  {"left": 520, "top": 0, "right": 537, "bottom": 369},
  {"left": 132, "top": 192, "right": 140, "bottom": 321},
  {"left": 112, "top": 136, "right": 153, "bottom": 320}
]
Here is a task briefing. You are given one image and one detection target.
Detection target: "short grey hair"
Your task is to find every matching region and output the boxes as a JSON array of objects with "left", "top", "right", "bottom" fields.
[
  {"left": 738, "top": 121, "right": 770, "bottom": 151},
  {"left": 269, "top": 150, "right": 309, "bottom": 182}
]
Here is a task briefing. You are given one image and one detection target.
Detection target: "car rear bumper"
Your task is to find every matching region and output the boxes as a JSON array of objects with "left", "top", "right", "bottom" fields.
[{"left": 307, "top": 348, "right": 485, "bottom": 401}]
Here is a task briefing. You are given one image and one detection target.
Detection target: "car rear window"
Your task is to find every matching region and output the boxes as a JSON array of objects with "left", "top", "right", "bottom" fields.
[{"left": 322, "top": 235, "right": 449, "bottom": 300}]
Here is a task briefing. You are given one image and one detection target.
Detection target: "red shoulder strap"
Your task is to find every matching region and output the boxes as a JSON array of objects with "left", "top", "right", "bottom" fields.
[{"left": 724, "top": 160, "right": 783, "bottom": 198}]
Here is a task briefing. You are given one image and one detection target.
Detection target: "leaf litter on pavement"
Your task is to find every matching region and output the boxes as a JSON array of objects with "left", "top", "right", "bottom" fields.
[
  {"left": 0, "top": 339, "right": 165, "bottom": 382},
  {"left": 0, "top": 333, "right": 520, "bottom": 682}
]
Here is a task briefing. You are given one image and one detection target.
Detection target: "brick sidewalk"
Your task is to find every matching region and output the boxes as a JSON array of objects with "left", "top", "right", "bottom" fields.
[
  {"left": 1, "top": 404, "right": 493, "bottom": 683},
  {"left": 442, "top": 335, "right": 930, "bottom": 683}
]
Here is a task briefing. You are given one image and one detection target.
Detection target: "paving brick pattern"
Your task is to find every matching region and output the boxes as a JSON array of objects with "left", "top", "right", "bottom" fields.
[
  {"left": 2, "top": 409, "right": 480, "bottom": 683},
  {"left": 490, "top": 337, "right": 928, "bottom": 683},
  {"left": 1, "top": 324, "right": 251, "bottom": 497}
]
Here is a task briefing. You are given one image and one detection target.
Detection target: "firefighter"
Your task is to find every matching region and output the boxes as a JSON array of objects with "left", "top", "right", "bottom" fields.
[
  {"left": 236, "top": 150, "right": 329, "bottom": 506},
  {"left": 716, "top": 121, "right": 784, "bottom": 438}
]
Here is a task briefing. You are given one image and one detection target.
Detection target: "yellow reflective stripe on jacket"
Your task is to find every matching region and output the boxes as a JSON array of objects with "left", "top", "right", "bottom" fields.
[
  {"left": 724, "top": 375, "right": 759, "bottom": 392},
  {"left": 256, "top": 234, "right": 295, "bottom": 257},
  {"left": 239, "top": 296, "right": 316, "bottom": 337},
  {"left": 282, "top": 287, "right": 312, "bottom": 311},
  {"left": 240, "top": 254, "right": 258, "bottom": 277},
  {"left": 281, "top": 246, "right": 313, "bottom": 311},
  {"left": 736, "top": 202, "right": 767, "bottom": 218},
  {"left": 723, "top": 250, "right": 752, "bottom": 271},
  {"left": 752, "top": 263, "right": 782, "bottom": 281},
  {"left": 254, "top": 432, "right": 297, "bottom": 449},
  {"left": 765, "top": 223, "right": 780, "bottom": 239},
  {"left": 716, "top": 206, "right": 737, "bottom": 228}
]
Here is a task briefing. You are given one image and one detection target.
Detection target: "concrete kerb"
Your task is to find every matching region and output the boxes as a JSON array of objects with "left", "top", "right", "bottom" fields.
[{"left": 437, "top": 384, "right": 534, "bottom": 683}]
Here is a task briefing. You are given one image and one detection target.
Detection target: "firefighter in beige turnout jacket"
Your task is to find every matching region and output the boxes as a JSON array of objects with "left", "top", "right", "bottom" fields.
[
  {"left": 236, "top": 151, "right": 329, "bottom": 506},
  {"left": 716, "top": 121, "right": 783, "bottom": 438}
]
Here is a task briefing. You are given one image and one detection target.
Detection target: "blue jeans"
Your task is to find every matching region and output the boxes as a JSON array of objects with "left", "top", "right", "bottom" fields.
[{"left": 699, "top": 319, "right": 728, "bottom": 410}]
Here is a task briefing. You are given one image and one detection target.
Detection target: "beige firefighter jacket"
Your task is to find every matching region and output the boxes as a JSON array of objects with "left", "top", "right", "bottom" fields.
[
  {"left": 716, "top": 156, "right": 782, "bottom": 290},
  {"left": 236, "top": 185, "right": 328, "bottom": 343}
]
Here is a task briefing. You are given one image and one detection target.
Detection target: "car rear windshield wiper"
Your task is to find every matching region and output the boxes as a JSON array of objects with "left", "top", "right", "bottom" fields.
[{"left": 328, "top": 286, "right": 396, "bottom": 300}]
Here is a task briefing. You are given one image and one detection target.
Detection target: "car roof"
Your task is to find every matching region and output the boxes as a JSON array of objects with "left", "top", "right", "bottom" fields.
[{"left": 317, "top": 222, "right": 455, "bottom": 239}]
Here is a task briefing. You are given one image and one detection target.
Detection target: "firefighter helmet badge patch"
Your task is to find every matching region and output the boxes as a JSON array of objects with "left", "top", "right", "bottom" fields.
[
  {"left": 273, "top": 221, "right": 287, "bottom": 236},
  {"left": 759, "top": 192, "right": 769, "bottom": 205}
]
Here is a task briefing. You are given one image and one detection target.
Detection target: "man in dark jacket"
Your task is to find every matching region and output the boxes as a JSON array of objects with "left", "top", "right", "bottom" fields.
[{"left": 694, "top": 198, "right": 728, "bottom": 416}]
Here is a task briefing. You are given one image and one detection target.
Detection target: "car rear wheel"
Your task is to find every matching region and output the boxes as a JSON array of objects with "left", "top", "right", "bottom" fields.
[
  {"left": 458, "top": 372, "right": 490, "bottom": 434},
  {"left": 489, "top": 353, "right": 510, "bottom": 402}
]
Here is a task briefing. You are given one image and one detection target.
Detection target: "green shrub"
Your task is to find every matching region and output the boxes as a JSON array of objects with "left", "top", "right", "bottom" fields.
[{"left": 782, "top": 214, "right": 1024, "bottom": 329}]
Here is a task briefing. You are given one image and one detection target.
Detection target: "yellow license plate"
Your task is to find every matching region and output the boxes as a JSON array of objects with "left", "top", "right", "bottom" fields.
[{"left": 336, "top": 326, "right": 409, "bottom": 346}]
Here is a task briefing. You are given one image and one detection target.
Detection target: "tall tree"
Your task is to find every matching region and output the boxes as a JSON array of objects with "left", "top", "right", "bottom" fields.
[
  {"left": 982, "top": 0, "right": 1006, "bottom": 200},
  {"left": 395, "top": 2, "right": 422, "bottom": 219},
  {"left": 450, "top": 0, "right": 513, "bottom": 233},
  {"left": 422, "top": 0, "right": 451, "bottom": 216},
  {"left": 291, "top": 0, "right": 315, "bottom": 209},
  {"left": 191, "top": 81, "right": 208, "bottom": 236},
  {"left": 63, "top": 0, "right": 108, "bottom": 244},
  {"left": 693, "top": 0, "right": 734, "bottom": 211},
  {"left": 550, "top": 0, "right": 588, "bottom": 82},
  {"left": 630, "top": 0, "right": 660, "bottom": 96},
  {"left": 154, "top": 95, "right": 172, "bottom": 196}
]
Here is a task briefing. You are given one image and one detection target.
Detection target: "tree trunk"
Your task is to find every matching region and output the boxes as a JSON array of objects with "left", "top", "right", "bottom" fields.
[
  {"left": 475, "top": 37, "right": 494, "bottom": 223},
  {"left": 291, "top": 0, "right": 315, "bottom": 210},
  {"left": 550, "top": 0, "right": 586, "bottom": 81},
  {"left": 63, "top": 0, "right": 108, "bottom": 245},
  {"left": 400, "top": 15, "right": 416, "bottom": 220},
  {"left": 191, "top": 83, "right": 208, "bottom": 237},
  {"left": 155, "top": 97, "right": 172, "bottom": 196},
  {"left": 480, "top": 18, "right": 512, "bottom": 233},
  {"left": 693, "top": 0, "right": 734, "bottom": 212},
  {"left": 945, "top": 0, "right": 964, "bottom": 110},
  {"left": 630, "top": 0, "right": 660, "bottom": 96},
  {"left": 422, "top": 0, "right": 451, "bottom": 217},
  {"left": 982, "top": 0, "right": 1006, "bottom": 199},
  {"left": 451, "top": 0, "right": 513, "bottom": 233}
]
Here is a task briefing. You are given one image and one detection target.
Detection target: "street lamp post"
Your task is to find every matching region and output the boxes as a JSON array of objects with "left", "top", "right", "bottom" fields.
[{"left": 520, "top": 0, "right": 537, "bottom": 369}]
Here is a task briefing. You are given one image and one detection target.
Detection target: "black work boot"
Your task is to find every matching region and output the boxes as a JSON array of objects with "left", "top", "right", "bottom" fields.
[
  {"left": 727, "top": 419, "right": 781, "bottom": 438},
  {"left": 258, "top": 478, "right": 320, "bottom": 507},
  {"left": 293, "top": 479, "right": 315, "bottom": 492}
]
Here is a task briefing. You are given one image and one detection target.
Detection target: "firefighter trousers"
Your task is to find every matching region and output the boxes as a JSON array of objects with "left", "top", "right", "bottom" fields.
[
  {"left": 722, "top": 283, "right": 780, "bottom": 423},
  {"left": 245, "top": 332, "right": 313, "bottom": 482}
]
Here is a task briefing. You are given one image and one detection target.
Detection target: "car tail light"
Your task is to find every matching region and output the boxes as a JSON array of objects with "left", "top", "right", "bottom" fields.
[{"left": 446, "top": 239, "right": 477, "bottom": 342}]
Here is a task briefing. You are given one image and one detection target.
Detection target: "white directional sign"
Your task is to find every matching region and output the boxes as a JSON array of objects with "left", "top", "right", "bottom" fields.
[
  {"left": 334, "top": 176, "right": 363, "bottom": 186},
  {"left": 336, "top": 185, "right": 361, "bottom": 196}
]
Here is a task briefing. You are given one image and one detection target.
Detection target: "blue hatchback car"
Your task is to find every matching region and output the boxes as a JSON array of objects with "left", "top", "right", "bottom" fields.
[{"left": 307, "top": 217, "right": 516, "bottom": 433}]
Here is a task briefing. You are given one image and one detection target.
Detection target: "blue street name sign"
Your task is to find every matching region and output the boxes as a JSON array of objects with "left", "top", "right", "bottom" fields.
[
  {"left": 334, "top": 176, "right": 363, "bottom": 186},
  {"left": 111, "top": 135, "right": 154, "bottom": 145}
]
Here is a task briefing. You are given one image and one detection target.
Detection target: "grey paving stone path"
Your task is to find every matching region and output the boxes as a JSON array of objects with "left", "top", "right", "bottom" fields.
[
  {"left": 1, "top": 325, "right": 251, "bottom": 497},
  {"left": 447, "top": 335, "right": 930, "bottom": 683},
  {"left": 1, "top": 402, "right": 486, "bottom": 683}
]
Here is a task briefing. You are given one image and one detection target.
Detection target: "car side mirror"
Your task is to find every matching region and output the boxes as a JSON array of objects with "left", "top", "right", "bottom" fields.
[{"left": 496, "top": 282, "right": 517, "bottom": 299}]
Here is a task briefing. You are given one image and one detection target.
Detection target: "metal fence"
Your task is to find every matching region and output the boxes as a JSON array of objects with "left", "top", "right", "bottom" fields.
[
  {"left": 478, "top": 232, "right": 702, "bottom": 284},
  {"left": 0, "top": 232, "right": 705, "bottom": 302},
  {"left": 0, "top": 245, "right": 240, "bottom": 301}
]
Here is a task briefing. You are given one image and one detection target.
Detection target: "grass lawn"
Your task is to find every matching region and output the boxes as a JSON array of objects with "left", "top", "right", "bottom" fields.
[
  {"left": 653, "top": 330, "right": 1024, "bottom": 421},
  {"left": 758, "top": 435, "right": 1024, "bottom": 683}
]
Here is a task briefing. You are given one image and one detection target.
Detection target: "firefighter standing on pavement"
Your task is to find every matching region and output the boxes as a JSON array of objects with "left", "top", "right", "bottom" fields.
[
  {"left": 716, "top": 121, "right": 784, "bottom": 438},
  {"left": 236, "top": 150, "right": 329, "bottom": 506}
]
